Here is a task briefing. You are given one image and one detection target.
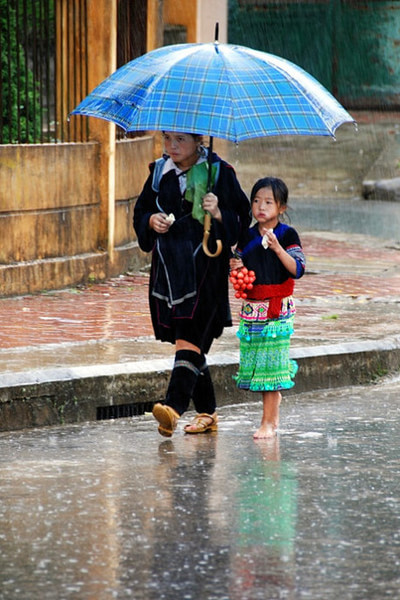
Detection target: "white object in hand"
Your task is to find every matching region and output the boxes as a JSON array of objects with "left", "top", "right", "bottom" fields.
[
  {"left": 261, "top": 228, "right": 273, "bottom": 249},
  {"left": 165, "top": 213, "right": 175, "bottom": 224}
]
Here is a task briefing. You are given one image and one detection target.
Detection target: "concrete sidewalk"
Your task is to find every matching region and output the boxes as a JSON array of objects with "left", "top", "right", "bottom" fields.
[{"left": 1, "top": 227, "right": 400, "bottom": 432}]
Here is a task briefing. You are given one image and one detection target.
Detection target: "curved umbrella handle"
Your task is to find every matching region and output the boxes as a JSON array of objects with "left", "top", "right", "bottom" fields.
[{"left": 202, "top": 213, "right": 223, "bottom": 258}]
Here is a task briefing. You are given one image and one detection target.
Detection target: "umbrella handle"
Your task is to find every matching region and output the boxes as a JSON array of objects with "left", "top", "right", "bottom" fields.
[{"left": 202, "top": 213, "right": 222, "bottom": 258}]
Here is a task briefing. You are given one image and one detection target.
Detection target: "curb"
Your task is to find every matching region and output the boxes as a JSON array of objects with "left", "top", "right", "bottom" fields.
[{"left": 1, "top": 336, "right": 400, "bottom": 432}]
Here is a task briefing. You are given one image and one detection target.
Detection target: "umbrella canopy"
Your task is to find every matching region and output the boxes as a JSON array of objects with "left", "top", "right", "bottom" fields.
[{"left": 71, "top": 41, "right": 355, "bottom": 143}]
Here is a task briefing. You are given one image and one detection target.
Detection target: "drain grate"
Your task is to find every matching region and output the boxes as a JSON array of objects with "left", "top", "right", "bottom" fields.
[{"left": 97, "top": 401, "right": 154, "bottom": 421}]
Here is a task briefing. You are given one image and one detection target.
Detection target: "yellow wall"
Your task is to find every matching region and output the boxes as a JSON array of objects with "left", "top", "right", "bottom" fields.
[{"left": 0, "top": 137, "right": 153, "bottom": 296}]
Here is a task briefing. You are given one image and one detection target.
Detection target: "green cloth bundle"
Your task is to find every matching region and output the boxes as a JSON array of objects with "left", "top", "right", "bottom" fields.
[{"left": 185, "top": 161, "right": 217, "bottom": 224}]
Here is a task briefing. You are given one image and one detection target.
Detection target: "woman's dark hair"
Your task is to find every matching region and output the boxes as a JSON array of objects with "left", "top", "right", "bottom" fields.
[
  {"left": 162, "top": 131, "right": 203, "bottom": 142},
  {"left": 250, "top": 177, "right": 288, "bottom": 207}
]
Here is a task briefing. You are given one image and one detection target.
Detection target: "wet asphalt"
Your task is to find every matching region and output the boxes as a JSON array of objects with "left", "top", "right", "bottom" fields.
[{"left": 0, "top": 375, "right": 399, "bottom": 600}]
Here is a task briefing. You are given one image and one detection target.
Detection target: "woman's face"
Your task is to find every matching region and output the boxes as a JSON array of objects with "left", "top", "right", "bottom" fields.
[{"left": 163, "top": 132, "right": 199, "bottom": 169}]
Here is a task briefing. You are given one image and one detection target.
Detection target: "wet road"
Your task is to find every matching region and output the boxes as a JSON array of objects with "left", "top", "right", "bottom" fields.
[{"left": 1, "top": 377, "right": 399, "bottom": 600}]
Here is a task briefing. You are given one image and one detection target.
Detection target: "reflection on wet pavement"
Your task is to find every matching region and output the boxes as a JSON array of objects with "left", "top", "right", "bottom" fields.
[{"left": 0, "top": 377, "right": 399, "bottom": 599}]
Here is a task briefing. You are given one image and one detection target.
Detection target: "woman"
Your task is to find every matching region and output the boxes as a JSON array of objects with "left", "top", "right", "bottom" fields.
[{"left": 134, "top": 132, "right": 250, "bottom": 437}]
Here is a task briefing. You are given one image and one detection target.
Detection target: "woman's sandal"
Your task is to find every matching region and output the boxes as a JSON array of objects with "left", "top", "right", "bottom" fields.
[
  {"left": 152, "top": 403, "right": 180, "bottom": 437},
  {"left": 184, "top": 412, "right": 218, "bottom": 434}
]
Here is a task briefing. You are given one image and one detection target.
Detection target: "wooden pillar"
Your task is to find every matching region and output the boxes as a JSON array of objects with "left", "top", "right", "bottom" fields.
[
  {"left": 56, "top": 0, "right": 89, "bottom": 142},
  {"left": 86, "top": 0, "right": 117, "bottom": 261},
  {"left": 147, "top": 0, "right": 164, "bottom": 51},
  {"left": 164, "top": 0, "right": 197, "bottom": 43}
]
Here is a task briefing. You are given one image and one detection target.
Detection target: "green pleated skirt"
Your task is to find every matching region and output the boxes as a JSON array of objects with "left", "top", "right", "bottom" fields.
[{"left": 234, "top": 297, "right": 298, "bottom": 392}]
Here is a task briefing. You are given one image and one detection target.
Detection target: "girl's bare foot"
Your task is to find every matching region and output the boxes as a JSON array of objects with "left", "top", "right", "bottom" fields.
[
  {"left": 253, "top": 423, "right": 277, "bottom": 439},
  {"left": 254, "top": 392, "right": 281, "bottom": 439}
]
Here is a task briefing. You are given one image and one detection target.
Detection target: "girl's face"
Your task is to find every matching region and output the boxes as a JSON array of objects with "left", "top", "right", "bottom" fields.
[
  {"left": 163, "top": 132, "right": 199, "bottom": 169},
  {"left": 251, "top": 186, "right": 285, "bottom": 230}
]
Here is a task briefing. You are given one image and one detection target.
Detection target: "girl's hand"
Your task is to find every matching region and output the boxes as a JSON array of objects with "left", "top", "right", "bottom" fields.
[
  {"left": 149, "top": 212, "right": 172, "bottom": 234},
  {"left": 262, "top": 227, "right": 297, "bottom": 276},
  {"left": 202, "top": 193, "right": 222, "bottom": 221},
  {"left": 230, "top": 257, "right": 243, "bottom": 270},
  {"left": 262, "top": 228, "right": 280, "bottom": 253}
]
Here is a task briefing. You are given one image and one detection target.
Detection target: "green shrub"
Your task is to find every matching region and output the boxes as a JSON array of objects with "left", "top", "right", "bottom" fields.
[{"left": 0, "top": 0, "right": 48, "bottom": 143}]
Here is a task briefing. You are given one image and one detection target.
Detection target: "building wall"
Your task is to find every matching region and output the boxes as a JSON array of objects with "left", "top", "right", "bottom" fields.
[
  {"left": 338, "top": 1, "right": 400, "bottom": 107},
  {"left": 164, "top": 0, "right": 228, "bottom": 43},
  {"left": 197, "top": 0, "right": 228, "bottom": 43},
  {"left": 229, "top": 0, "right": 400, "bottom": 108},
  {"left": 0, "top": 143, "right": 100, "bottom": 264}
]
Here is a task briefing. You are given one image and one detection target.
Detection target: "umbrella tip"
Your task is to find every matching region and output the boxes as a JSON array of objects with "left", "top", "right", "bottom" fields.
[{"left": 214, "top": 22, "right": 219, "bottom": 42}]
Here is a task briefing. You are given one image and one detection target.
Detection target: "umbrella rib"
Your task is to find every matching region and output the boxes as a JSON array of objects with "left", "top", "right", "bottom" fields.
[{"left": 213, "top": 45, "right": 240, "bottom": 143}]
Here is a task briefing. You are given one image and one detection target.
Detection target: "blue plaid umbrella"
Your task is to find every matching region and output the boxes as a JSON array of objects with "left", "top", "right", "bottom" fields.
[
  {"left": 72, "top": 41, "right": 354, "bottom": 256},
  {"left": 71, "top": 41, "right": 354, "bottom": 143}
]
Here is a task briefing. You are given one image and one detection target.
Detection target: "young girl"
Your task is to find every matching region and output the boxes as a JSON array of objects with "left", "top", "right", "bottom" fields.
[{"left": 230, "top": 177, "right": 305, "bottom": 439}]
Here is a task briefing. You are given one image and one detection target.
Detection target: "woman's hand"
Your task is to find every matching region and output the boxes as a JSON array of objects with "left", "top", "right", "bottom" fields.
[
  {"left": 202, "top": 193, "right": 222, "bottom": 222},
  {"left": 149, "top": 212, "right": 172, "bottom": 234}
]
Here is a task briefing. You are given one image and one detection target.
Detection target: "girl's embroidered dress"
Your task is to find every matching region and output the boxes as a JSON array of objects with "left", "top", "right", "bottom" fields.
[{"left": 235, "top": 222, "right": 305, "bottom": 391}]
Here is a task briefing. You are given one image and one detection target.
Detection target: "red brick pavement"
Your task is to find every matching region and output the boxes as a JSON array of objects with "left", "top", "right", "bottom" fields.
[{"left": 0, "top": 233, "right": 399, "bottom": 351}]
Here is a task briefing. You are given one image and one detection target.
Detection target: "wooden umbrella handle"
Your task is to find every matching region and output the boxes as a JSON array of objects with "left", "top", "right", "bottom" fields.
[
  {"left": 202, "top": 213, "right": 222, "bottom": 258},
  {"left": 203, "top": 136, "right": 222, "bottom": 257}
]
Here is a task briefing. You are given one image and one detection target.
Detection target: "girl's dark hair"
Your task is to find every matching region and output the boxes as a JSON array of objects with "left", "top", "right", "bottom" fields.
[{"left": 250, "top": 177, "right": 288, "bottom": 207}]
